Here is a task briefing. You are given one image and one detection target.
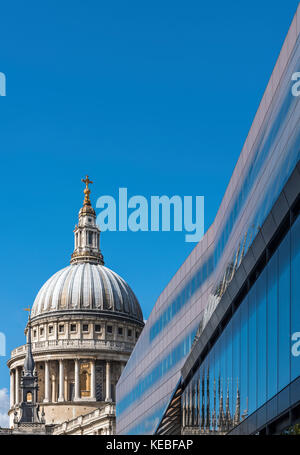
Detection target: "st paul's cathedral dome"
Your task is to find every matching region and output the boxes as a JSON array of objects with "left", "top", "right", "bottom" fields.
[
  {"left": 31, "top": 263, "right": 143, "bottom": 321},
  {"left": 31, "top": 177, "right": 143, "bottom": 322},
  {"left": 8, "top": 176, "right": 144, "bottom": 433}
]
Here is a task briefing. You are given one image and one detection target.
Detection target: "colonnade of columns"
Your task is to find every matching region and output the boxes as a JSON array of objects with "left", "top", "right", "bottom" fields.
[{"left": 10, "top": 359, "right": 124, "bottom": 407}]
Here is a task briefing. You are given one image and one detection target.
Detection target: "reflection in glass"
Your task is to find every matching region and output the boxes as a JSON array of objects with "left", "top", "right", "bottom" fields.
[
  {"left": 267, "top": 251, "right": 278, "bottom": 400},
  {"left": 278, "top": 234, "right": 291, "bottom": 391},
  {"left": 291, "top": 216, "right": 300, "bottom": 380},
  {"left": 182, "top": 221, "right": 299, "bottom": 434}
]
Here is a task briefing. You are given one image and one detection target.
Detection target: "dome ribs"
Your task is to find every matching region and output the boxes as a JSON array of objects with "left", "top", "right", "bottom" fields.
[{"left": 31, "top": 264, "right": 143, "bottom": 322}]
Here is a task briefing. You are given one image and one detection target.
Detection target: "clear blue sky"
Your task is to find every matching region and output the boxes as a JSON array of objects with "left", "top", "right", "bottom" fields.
[{"left": 0, "top": 1, "right": 298, "bottom": 394}]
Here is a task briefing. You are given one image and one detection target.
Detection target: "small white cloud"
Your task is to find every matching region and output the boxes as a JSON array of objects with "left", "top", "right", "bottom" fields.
[
  {"left": 0, "top": 388, "right": 9, "bottom": 428},
  {"left": 0, "top": 416, "right": 9, "bottom": 429}
]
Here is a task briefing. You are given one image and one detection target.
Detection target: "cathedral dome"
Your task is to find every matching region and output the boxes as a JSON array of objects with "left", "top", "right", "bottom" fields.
[
  {"left": 8, "top": 176, "right": 144, "bottom": 430},
  {"left": 31, "top": 175, "right": 143, "bottom": 322},
  {"left": 31, "top": 263, "right": 143, "bottom": 321}
]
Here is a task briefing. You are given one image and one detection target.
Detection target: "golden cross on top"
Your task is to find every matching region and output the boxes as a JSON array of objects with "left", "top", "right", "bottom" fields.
[
  {"left": 81, "top": 175, "right": 93, "bottom": 206},
  {"left": 81, "top": 175, "right": 93, "bottom": 189}
]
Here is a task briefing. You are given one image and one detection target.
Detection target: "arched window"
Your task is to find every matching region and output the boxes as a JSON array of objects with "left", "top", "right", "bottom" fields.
[
  {"left": 80, "top": 369, "right": 92, "bottom": 398},
  {"left": 81, "top": 370, "right": 88, "bottom": 390},
  {"left": 26, "top": 391, "right": 33, "bottom": 403},
  {"left": 80, "top": 364, "right": 91, "bottom": 397}
]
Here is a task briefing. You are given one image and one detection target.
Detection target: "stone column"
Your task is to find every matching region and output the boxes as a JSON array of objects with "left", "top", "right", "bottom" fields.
[
  {"left": 10, "top": 370, "right": 15, "bottom": 408},
  {"left": 74, "top": 359, "right": 80, "bottom": 401},
  {"left": 58, "top": 359, "right": 65, "bottom": 402},
  {"left": 105, "top": 361, "right": 111, "bottom": 402},
  {"left": 44, "top": 361, "right": 50, "bottom": 403},
  {"left": 90, "top": 360, "right": 96, "bottom": 400},
  {"left": 64, "top": 371, "right": 68, "bottom": 402},
  {"left": 15, "top": 367, "right": 19, "bottom": 405},
  {"left": 51, "top": 373, "right": 56, "bottom": 402},
  {"left": 54, "top": 322, "right": 58, "bottom": 340}
]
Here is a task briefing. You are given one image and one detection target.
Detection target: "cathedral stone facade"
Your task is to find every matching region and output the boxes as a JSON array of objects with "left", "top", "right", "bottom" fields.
[{"left": 6, "top": 176, "right": 144, "bottom": 434}]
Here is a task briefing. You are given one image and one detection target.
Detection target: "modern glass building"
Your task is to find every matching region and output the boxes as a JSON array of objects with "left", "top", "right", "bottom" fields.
[
  {"left": 116, "top": 5, "right": 300, "bottom": 435},
  {"left": 178, "top": 197, "right": 300, "bottom": 435}
]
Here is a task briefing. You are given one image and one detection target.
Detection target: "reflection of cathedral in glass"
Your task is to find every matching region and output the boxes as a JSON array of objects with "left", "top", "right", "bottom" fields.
[
  {"left": 182, "top": 216, "right": 300, "bottom": 434},
  {"left": 183, "top": 374, "right": 245, "bottom": 434}
]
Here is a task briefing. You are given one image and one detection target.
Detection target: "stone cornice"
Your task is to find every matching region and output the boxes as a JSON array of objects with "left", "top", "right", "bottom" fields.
[
  {"left": 31, "top": 310, "right": 145, "bottom": 327},
  {"left": 8, "top": 339, "right": 135, "bottom": 366}
]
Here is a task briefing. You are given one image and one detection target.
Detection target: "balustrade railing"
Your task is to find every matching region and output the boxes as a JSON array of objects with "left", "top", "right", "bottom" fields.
[{"left": 11, "top": 339, "right": 134, "bottom": 357}]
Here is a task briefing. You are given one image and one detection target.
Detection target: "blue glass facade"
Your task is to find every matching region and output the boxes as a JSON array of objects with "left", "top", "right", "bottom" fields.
[
  {"left": 116, "top": 7, "right": 300, "bottom": 435},
  {"left": 182, "top": 216, "right": 300, "bottom": 432}
]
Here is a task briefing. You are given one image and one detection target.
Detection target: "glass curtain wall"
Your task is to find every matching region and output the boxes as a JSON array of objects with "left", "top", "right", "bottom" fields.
[{"left": 182, "top": 215, "right": 300, "bottom": 433}]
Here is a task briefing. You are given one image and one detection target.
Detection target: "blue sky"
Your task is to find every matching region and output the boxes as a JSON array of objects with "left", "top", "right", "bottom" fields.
[{"left": 0, "top": 0, "right": 298, "bottom": 400}]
